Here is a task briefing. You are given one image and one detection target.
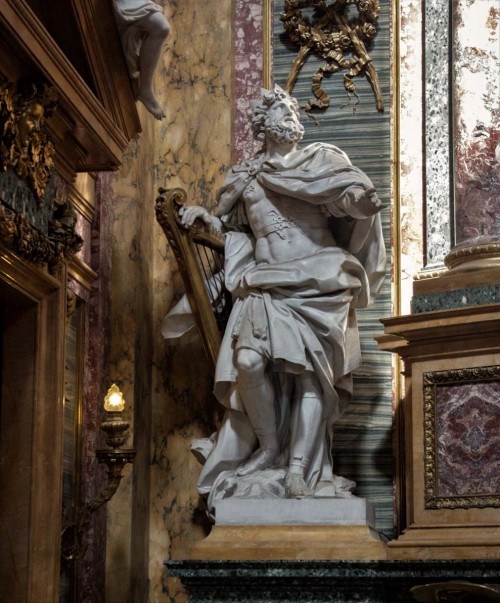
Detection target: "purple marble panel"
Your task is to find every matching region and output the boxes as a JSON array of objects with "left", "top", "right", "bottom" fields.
[
  {"left": 453, "top": 1, "right": 500, "bottom": 247},
  {"left": 435, "top": 380, "right": 500, "bottom": 497},
  {"left": 74, "top": 212, "right": 92, "bottom": 265},
  {"left": 454, "top": 122, "right": 500, "bottom": 247},
  {"left": 76, "top": 172, "right": 114, "bottom": 602},
  {"left": 233, "top": 0, "right": 266, "bottom": 163}
]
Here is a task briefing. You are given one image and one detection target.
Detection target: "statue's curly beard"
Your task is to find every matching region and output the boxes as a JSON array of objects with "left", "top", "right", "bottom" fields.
[{"left": 265, "top": 118, "right": 304, "bottom": 145}]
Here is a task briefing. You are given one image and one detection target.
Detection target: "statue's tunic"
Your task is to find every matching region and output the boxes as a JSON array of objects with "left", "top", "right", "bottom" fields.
[{"left": 197, "top": 143, "right": 386, "bottom": 498}]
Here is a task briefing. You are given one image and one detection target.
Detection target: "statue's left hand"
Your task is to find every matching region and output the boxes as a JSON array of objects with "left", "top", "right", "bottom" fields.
[
  {"left": 179, "top": 205, "right": 212, "bottom": 229},
  {"left": 346, "top": 187, "right": 386, "bottom": 217}
]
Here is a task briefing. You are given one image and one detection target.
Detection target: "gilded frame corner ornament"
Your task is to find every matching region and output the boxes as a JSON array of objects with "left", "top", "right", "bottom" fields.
[
  {"left": 0, "top": 80, "right": 58, "bottom": 203},
  {"left": 423, "top": 365, "right": 500, "bottom": 510}
]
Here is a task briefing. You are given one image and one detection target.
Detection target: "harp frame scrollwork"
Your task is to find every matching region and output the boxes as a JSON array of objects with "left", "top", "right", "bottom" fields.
[{"left": 155, "top": 187, "right": 230, "bottom": 371}]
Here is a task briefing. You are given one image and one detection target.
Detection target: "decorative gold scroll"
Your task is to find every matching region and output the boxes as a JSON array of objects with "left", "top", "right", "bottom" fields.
[
  {"left": 423, "top": 365, "right": 500, "bottom": 510},
  {"left": 0, "top": 80, "right": 58, "bottom": 202},
  {"left": 280, "top": 0, "right": 383, "bottom": 113},
  {"left": 0, "top": 199, "right": 83, "bottom": 265}
]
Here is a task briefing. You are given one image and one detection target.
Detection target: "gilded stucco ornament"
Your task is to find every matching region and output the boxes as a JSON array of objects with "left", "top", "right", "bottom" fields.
[
  {"left": 0, "top": 80, "right": 57, "bottom": 202},
  {"left": 0, "top": 84, "right": 82, "bottom": 265},
  {"left": 281, "top": 0, "right": 383, "bottom": 113},
  {"left": 0, "top": 194, "right": 83, "bottom": 265}
]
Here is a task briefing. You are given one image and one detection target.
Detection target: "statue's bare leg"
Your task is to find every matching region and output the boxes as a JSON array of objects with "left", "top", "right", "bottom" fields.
[
  {"left": 136, "top": 13, "right": 170, "bottom": 119},
  {"left": 235, "top": 348, "right": 279, "bottom": 476},
  {"left": 286, "top": 372, "right": 323, "bottom": 497}
]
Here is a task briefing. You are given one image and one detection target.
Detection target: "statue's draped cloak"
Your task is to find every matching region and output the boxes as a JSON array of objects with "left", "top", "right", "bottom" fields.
[{"left": 196, "top": 143, "right": 386, "bottom": 498}]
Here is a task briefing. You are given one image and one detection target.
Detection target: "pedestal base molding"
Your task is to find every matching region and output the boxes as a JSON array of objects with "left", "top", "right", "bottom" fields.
[
  {"left": 187, "top": 525, "right": 387, "bottom": 560},
  {"left": 445, "top": 242, "right": 500, "bottom": 271},
  {"left": 413, "top": 265, "right": 500, "bottom": 296},
  {"left": 387, "top": 527, "right": 500, "bottom": 560},
  {"left": 166, "top": 559, "right": 500, "bottom": 603}
]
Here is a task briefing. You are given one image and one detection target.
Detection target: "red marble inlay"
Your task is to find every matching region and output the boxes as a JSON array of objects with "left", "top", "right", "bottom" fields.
[
  {"left": 233, "top": 0, "right": 266, "bottom": 163},
  {"left": 454, "top": 125, "right": 500, "bottom": 247},
  {"left": 435, "top": 381, "right": 500, "bottom": 497},
  {"left": 76, "top": 172, "right": 113, "bottom": 602}
]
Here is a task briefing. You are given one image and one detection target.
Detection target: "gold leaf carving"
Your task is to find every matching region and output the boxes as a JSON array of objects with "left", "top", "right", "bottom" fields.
[
  {"left": 0, "top": 199, "right": 83, "bottom": 265},
  {"left": 280, "top": 0, "right": 383, "bottom": 113},
  {"left": 0, "top": 80, "right": 58, "bottom": 203}
]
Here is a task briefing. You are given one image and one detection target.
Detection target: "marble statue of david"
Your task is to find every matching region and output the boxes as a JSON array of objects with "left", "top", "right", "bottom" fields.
[{"left": 179, "top": 85, "right": 386, "bottom": 509}]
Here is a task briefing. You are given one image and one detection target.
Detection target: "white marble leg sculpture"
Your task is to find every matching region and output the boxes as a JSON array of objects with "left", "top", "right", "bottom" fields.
[{"left": 112, "top": 1, "right": 169, "bottom": 120}]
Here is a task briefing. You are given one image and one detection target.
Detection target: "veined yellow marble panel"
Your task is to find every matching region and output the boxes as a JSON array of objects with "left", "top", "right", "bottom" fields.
[{"left": 106, "top": 1, "right": 233, "bottom": 602}]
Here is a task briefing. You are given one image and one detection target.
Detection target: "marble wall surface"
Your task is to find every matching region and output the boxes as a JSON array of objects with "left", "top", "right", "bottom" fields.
[
  {"left": 399, "top": 0, "right": 424, "bottom": 312},
  {"left": 105, "top": 1, "right": 234, "bottom": 601}
]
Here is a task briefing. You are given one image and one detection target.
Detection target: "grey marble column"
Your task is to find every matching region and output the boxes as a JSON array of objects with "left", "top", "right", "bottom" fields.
[{"left": 422, "top": 0, "right": 454, "bottom": 270}]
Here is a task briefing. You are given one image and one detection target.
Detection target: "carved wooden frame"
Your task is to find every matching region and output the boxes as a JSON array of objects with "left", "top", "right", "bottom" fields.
[
  {"left": 423, "top": 365, "right": 500, "bottom": 510},
  {"left": 0, "top": 249, "right": 67, "bottom": 602},
  {"left": 0, "top": 0, "right": 141, "bottom": 173}
]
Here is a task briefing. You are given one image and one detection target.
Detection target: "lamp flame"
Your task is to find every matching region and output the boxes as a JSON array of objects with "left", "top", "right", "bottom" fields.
[{"left": 104, "top": 383, "right": 125, "bottom": 412}]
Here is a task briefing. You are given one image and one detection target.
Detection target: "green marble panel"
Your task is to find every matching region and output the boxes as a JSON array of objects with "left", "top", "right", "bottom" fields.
[
  {"left": 167, "top": 559, "right": 500, "bottom": 602},
  {"left": 412, "top": 285, "right": 500, "bottom": 313}
]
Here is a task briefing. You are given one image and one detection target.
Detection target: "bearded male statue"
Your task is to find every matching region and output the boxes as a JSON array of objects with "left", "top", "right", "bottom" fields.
[{"left": 174, "top": 85, "right": 386, "bottom": 509}]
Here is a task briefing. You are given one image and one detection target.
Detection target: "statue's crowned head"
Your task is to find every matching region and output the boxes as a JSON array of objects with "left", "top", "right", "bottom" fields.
[{"left": 250, "top": 85, "right": 304, "bottom": 145}]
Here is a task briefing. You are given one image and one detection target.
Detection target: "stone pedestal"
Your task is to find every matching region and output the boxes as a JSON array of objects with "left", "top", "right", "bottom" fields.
[
  {"left": 377, "top": 304, "right": 500, "bottom": 560},
  {"left": 187, "top": 498, "right": 386, "bottom": 561}
]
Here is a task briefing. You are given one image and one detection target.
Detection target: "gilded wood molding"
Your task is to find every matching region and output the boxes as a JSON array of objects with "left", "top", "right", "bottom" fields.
[
  {"left": 0, "top": 0, "right": 140, "bottom": 171},
  {"left": 67, "top": 255, "right": 98, "bottom": 291},
  {"left": 263, "top": 0, "right": 273, "bottom": 88}
]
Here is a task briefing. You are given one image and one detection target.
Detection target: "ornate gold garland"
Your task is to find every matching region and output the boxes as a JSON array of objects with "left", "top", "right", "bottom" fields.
[
  {"left": 280, "top": 0, "right": 383, "bottom": 113},
  {"left": 0, "top": 198, "right": 83, "bottom": 265}
]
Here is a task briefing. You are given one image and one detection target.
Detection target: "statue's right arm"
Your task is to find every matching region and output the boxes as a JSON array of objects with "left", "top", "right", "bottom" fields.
[{"left": 178, "top": 205, "right": 223, "bottom": 232}]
